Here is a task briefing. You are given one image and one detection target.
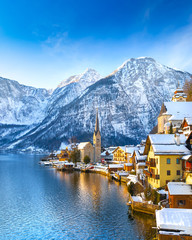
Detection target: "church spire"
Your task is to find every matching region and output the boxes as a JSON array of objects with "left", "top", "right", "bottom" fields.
[{"left": 94, "top": 108, "right": 100, "bottom": 134}]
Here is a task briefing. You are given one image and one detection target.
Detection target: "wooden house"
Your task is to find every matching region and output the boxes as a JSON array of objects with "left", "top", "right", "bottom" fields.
[{"left": 167, "top": 182, "right": 192, "bottom": 209}]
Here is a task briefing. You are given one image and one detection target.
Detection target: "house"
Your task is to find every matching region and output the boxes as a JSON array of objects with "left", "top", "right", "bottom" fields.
[
  {"left": 112, "top": 145, "right": 138, "bottom": 164},
  {"left": 167, "top": 182, "right": 192, "bottom": 209},
  {"left": 57, "top": 149, "right": 71, "bottom": 161},
  {"left": 112, "top": 146, "right": 128, "bottom": 163},
  {"left": 181, "top": 117, "right": 192, "bottom": 137},
  {"left": 132, "top": 147, "right": 147, "bottom": 178},
  {"left": 108, "top": 164, "right": 124, "bottom": 173},
  {"left": 171, "top": 85, "right": 187, "bottom": 102},
  {"left": 182, "top": 132, "right": 192, "bottom": 184},
  {"left": 100, "top": 147, "right": 116, "bottom": 164},
  {"left": 156, "top": 208, "right": 192, "bottom": 239},
  {"left": 143, "top": 134, "right": 190, "bottom": 188},
  {"left": 182, "top": 154, "right": 192, "bottom": 184}
]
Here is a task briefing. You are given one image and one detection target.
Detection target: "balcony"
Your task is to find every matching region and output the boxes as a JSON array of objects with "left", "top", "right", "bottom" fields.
[
  {"left": 144, "top": 170, "right": 152, "bottom": 177},
  {"left": 146, "top": 161, "right": 156, "bottom": 168},
  {"left": 151, "top": 174, "right": 160, "bottom": 179}
]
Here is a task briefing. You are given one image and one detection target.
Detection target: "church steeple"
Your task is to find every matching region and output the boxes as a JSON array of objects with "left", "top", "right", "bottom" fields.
[
  {"left": 94, "top": 108, "right": 100, "bottom": 135},
  {"left": 93, "top": 109, "right": 101, "bottom": 163}
]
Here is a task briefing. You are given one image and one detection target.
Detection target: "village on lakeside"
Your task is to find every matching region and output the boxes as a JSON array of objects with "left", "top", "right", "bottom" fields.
[{"left": 40, "top": 84, "right": 192, "bottom": 240}]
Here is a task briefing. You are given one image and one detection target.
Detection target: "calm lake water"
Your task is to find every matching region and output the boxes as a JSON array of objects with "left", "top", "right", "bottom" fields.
[{"left": 0, "top": 154, "right": 156, "bottom": 240}]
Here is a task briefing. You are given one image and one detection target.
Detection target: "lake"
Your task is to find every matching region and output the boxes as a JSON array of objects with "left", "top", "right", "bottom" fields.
[{"left": 0, "top": 154, "right": 156, "bottom": 239}]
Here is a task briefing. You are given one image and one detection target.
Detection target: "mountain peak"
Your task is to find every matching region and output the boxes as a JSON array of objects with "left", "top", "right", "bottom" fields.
[{"left": 57, "top": 68, "right": 101, "bottom": 89}]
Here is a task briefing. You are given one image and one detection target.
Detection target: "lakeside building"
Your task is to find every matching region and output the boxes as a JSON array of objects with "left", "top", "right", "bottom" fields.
[
  {"left": 132, "top": 146, "right": 147, "bottom": 179},
  {"left": 167, "top": 182, "right": 192, "bottom": 209},
  {"left": 156, "top": 208, "right": 192, "bottom": 239},
  {"left": 57, "top": 149, "right": 71, "bottom": 161},
  {"left": 112, "top": 146, "right": 138, "bottom": 163},
  {"left": 143, "top": 134, "right": 190, "bottom": 188},
  {"left": 100, "top": 147, "right": 117, "bottom": 163}
]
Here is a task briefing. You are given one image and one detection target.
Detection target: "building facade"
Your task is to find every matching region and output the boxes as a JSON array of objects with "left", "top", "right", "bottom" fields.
[{"left": 144, "top": 134, "right": 190, "bottom": 188}]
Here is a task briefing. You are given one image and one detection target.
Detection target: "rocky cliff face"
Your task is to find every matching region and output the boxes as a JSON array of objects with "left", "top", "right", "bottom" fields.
[
  {"left": 0, "top": 57, "right": 191, "bottom": 151},
  {"left": 0, "top": 77, "right": 50, "bottom": 125}
]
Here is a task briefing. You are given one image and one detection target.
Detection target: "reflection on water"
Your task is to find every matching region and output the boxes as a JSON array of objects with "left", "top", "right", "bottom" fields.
[{"left": 0, "top": 154, "right": 156, "bottom": 240}]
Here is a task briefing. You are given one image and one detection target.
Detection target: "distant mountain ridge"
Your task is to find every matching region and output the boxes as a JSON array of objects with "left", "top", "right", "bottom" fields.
[{"left": 0, "top": 57, "right": 191, "bottom": 151}]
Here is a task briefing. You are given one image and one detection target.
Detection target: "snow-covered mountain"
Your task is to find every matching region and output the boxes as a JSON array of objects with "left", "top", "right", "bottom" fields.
[
  {"left": 46, "top": 68, "right": 102, "bottom": 116},
  {"left": 2, "top": 57, "right": 191, "bottom": 151},
  {"left": 0, "top": 77, "right": 50, "bottom": 125}
]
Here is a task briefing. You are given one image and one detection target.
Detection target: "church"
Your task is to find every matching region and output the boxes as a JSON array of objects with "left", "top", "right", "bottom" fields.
[{"left": 78, "top": 110, "right": 101, "bottom": 163}]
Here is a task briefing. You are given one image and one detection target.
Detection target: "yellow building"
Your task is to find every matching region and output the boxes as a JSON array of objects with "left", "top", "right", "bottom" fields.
[
  {"left": 57, "top": 149, "right": 71, "bottom": 161},
  {"left": 144, "top": 134, "right": 190, "bottom": 188},
  {"left": 112, "top": 146, "right": 128, "bottom": 163}
]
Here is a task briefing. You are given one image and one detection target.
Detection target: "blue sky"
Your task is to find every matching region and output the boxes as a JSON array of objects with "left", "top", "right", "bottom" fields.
[{"left": 0, "top": 0, "right": 192, "bottom": 89}]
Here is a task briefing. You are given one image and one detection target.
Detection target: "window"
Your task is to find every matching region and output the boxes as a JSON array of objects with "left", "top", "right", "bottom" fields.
[
  {"left": 177, "top": 200, "right": 186, "bottom": 206},
  {"left": 176, "top": 158, "right": 180, "bottom": 164},
  {"left": 167, "top": 158, "right": 171, "bottom": 164},
  {"left": 156, "top": 158, "right": 158, "bottom": 164},
  {"left": 167, "top": 170, "right": 171, "bottom": 176},
  {"left": 177, "top": 170, "right": 180, "bottom": 175}
]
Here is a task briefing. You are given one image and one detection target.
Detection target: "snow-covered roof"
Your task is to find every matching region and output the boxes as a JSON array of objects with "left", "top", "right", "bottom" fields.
[
  {"left": 185, "top": 117, "right": 192, "bottom": 126},
  {"left": 124, "top": 163, "right": 133, "bottom": 166},
  {"left": 101, "top": 150, "right": 114, "bottom": 156},
  {"left": 163, "top": 102, "right": 192, "bottom": 119},
  {"left": 78, "top": 142, "right": 91, "bottom": 150},
  {"left": 117, "top": 146, "right": 138, "bottom": 154},
  {"left": 182, "top": 155, "right": 192, "bottom": 161},
  {"left": 135, "top": 150, "right": 147, "bottom": 161},
  {"left": 138, "top": 146, "right": 145, "bottom": 155},
  {"left": 156, "top": 208, "right": 192, "bottom": 235},
  {"left": 152, "top": 144, "right": 190, "bottom": 155},
  {"left": 168, "top": 115, "right": 184, "bottom": 121},
  {"left": 108, "top": 164, "right": 124, "bottom": 168},
  {"left": 137, "top": 162, "right": 146, "bottom": 167},
  {"left": 149, "top": 134, "right": 186, "bottom": 145},
  {"left": 64, "top": 162, "right": 74, "bottom": 166},
  {"left": 59, "top": 142, "right": 68, "bottom": 150},
  {"left": 55, "top": 150, "right": 61, "bottom": 155},
  {"left": 127, "top": 175, "right": 138, "bottom": 184},
  {"left": 157, "top": 189, "right": 168, "bottom": 195},
  {"left": 131, "top": 196, "right": 143, "bottom": 202},
  {"left": 168, "top": 182, "right": 192, "bottom": 195}
]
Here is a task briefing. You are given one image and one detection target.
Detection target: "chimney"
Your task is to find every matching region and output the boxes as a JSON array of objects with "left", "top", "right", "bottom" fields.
[{"left": 174, "top": 133, "right": 180, "bottom": 145}]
